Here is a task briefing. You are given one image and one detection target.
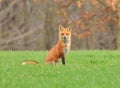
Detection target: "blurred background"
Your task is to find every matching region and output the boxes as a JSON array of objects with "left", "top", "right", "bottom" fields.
[{"left": 0, "top": 0, "right": 120, "bottom": 50}]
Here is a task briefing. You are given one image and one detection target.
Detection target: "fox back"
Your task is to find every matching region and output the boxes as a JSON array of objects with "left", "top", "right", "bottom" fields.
[{"left": 44, "top": 39, "right": 65, "bottom": 64}]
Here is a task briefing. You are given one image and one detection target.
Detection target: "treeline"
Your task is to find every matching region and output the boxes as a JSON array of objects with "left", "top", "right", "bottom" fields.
[{"left": 0, "top": 0, "right": 120, "bottom": 50}]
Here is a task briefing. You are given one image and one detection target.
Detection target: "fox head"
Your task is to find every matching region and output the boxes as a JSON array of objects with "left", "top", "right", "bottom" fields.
[{"left": 59, "top": 25, "right": 72, "bottom": 44}]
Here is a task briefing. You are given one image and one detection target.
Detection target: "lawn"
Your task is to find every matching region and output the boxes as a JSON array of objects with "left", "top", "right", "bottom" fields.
[{"left": 0, "top": 51, "right": 120, "bottom": 88}]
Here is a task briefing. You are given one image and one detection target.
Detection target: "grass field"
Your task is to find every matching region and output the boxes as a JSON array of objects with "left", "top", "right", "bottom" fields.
[{"left": 0, "top": 51, "right": 120, "bottom": 88}]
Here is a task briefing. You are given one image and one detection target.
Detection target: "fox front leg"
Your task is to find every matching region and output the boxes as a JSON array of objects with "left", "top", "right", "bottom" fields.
[{"left": 61, "top": 56, "right": 65, "bottom": 65}]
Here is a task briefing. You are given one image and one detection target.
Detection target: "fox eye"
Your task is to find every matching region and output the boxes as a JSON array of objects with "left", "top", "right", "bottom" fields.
[
  {"left": 66, "top": 33, "right": 69, "bottom": 35},
  {"left": 61, "top": 33, "right": 64, "bottom": 35}
]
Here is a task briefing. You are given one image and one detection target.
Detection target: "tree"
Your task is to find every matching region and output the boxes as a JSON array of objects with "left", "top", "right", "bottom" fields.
[
  {"left": 54, "top": 0, "right": 119, "bottom": 50},
  {"left": 0, "top": 0, "right": 119, "bottom": 50}
]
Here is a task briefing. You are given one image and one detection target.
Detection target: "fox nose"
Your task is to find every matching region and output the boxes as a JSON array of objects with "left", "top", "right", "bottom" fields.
[{"left": 64, "top": 36, "right": 66, "bottom": 39}]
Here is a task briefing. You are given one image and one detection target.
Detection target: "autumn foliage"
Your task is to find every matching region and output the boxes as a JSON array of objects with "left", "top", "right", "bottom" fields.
[
  {"left": 52, "top": 0, "right": 119, "bottom": 39},
  {"left": 0, "top": 0, "right": 120, "bottom": 50}
]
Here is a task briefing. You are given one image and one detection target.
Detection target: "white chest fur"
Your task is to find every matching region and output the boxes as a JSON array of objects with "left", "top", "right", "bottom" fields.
[{"left": 64, "top": 44, "right": 70, "bottom": 55}]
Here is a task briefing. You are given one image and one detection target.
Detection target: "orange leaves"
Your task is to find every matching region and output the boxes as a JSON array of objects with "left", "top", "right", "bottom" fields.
[
  {"left": 79, "top": 31, "right": 91, "bottom": 38},
  {"left": 80, "top": 23, "right": 87, "bottom": 30},
  {"left": 75, "top": 0, "right": 87, "bottom": 8},
  {"left": 83, "top": 12, "right": 95, "bottom": 20},
  {"left": 61, "top": 9, "right": 72, "bottom": 24},
  {"left": 0, "top": 0, "right": 3, "bottom": 3},
  {"left": 33, "top": 0, "right": 41, "bottom": 3},
  {"left": 52, "top": 0, "right": 119, "bottom": 40},
  {"left": 91, "top": 0, "right": 99, "bottom": 6},
  {"left": 76, "top": 1, "right": 82, "bottom": 8},
  {"left": 110, "top": 0, "right": 117, "bottom": 10},
  {"left": 105, "top": 0, "right": 117, "bottom": 10},
  {"left": 75, "top": 20, "right": 81, "bottom": 27}
]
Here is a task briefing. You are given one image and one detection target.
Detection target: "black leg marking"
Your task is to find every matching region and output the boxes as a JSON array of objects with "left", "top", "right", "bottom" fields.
[{"left": 62, "top": 56, "right": 65, "bottom": 65}]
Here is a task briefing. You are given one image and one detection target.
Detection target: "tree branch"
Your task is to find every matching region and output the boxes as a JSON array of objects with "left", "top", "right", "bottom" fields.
[
  {"left": 60, "top": 0, "right": 73, "bottom": 8},
  {"left": 97, "top": 0, "right": 106, "bottom": 6},
  {"left": 0, "top": 0, "right": 20, "bottom": 22}
]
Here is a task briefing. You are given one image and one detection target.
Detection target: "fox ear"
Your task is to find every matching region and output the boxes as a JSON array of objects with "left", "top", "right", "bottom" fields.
[
  {"left": 59, "top": 25, "right": 64, "bottom": 31},
  {"left": 67, "top": 25, "right": 72, "bottom": 32}
]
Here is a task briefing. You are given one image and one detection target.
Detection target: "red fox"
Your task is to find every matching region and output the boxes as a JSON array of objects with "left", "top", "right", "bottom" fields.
[
  {"left": 21, "top": 25, "right": 71, "bottom": 65},
  {"left": 44, "top": 25, "right": 72, "bottom": 65}
]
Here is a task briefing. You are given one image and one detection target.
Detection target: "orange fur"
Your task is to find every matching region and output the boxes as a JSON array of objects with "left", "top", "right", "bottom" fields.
[
  {"left": 44, "top": 39, "right": 65, "bottom": 64},
  {"left": 44, "top": 25, "right": 72, "bottom": 65}
]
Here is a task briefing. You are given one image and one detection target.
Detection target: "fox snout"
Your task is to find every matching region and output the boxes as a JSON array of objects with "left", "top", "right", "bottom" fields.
[
  {"left": 61, "top": 36, "right": 69, "bottom": 43},
  {"left": 62, "top": 36, "right": 68, "bottom": 40}
]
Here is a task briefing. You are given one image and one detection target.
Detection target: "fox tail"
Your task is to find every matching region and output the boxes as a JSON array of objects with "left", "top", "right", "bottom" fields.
[{"left": 21, "top": 60, "right": 39, "bottom": 65}]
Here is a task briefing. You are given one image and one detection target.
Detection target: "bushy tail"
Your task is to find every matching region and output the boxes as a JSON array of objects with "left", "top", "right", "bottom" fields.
[{"left": 21, "top": 60, "right": 39, "bottom": 65}]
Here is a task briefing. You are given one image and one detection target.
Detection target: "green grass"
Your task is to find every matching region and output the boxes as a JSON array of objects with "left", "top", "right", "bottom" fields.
[{"left": 0, "top": 51, "right": 120, "bottom": 88}]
